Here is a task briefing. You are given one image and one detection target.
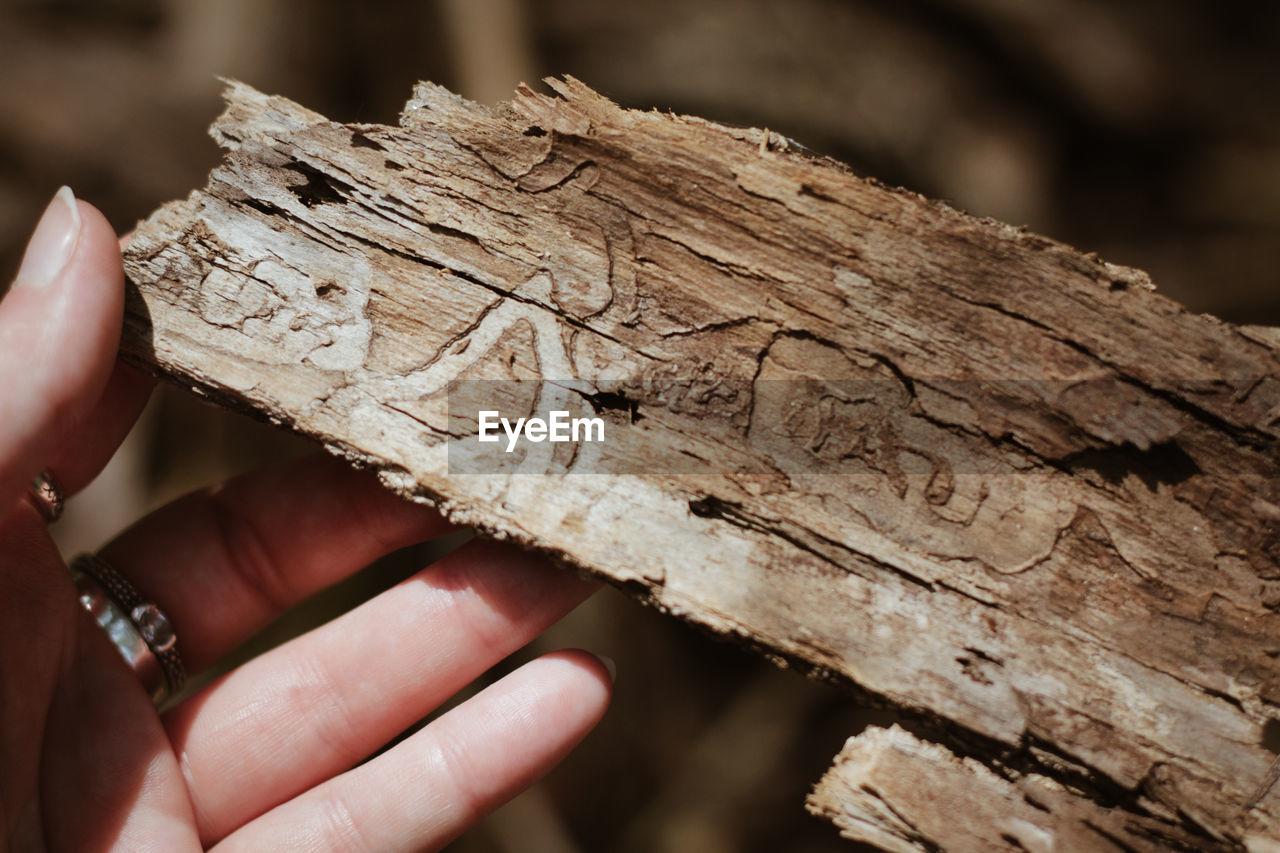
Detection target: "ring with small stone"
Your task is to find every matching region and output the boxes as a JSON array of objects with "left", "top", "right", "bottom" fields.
[
  {"left": 28, "top": 470, "right": 64, "bottom": 523},
  {"left": 69, "top": 553, "right": 185, "bottom": 707}
]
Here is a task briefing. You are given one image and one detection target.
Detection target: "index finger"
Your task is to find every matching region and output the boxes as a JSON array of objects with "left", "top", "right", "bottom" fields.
[
  {"left": 99, "top": 452, "right": 456, "bottom": 672},
  {"left": 0, "top": 189, "right": 124, "bottom": 506}
]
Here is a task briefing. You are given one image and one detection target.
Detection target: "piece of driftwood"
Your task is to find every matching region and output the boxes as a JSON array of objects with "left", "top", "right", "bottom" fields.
[{"left": 120, "top": 78, "right": 1280, "bottom": 850}]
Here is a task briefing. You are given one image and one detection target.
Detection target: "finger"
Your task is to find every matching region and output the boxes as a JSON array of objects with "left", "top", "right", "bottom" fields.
[
  {"left": 0, "top": 496, "right": 196, "bottom": 850},
  {"left": 100, "top": 452, "right": 455, "bottom": 670},
  {"left": 40, "top": 607, "right": 200, "bottom": 851},
  {"left": 45, "top": 228, "right": 153, "bottom": 496},
  {"left": 0, "top": 187, "right": 124, "bottom": 508},
  {"left": 0, "top": 508, "right": 73, "bottom": 822},
  {"left": 213, "top": 650, "right": 613, "bottom": 853},
  {"left": 165, "top": 540, "right": 598, "bottom": 843},
  {"left": 45, "top": 360, "right": 154, "bottom": 496}
]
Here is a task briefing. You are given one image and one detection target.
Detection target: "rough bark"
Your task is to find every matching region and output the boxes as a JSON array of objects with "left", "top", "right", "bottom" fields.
[{"left": 120, "top": 78, "right": 1280, "bottom": 850}]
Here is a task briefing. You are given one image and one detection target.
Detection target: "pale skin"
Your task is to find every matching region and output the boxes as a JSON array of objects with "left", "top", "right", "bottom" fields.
[{"left": 0, "top": 188, "right": 613, "bottom": 851}]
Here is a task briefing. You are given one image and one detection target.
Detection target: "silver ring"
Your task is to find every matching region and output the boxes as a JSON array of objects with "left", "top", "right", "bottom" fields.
[
  {"left": 28, "top": 470, "right": 64, "bottom": 523},
  {"left": 70, "top": 554, "right": 185, "bottom": 707}
]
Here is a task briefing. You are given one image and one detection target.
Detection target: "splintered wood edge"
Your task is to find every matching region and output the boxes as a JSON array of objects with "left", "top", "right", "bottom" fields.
[{"left": 805, "top": 725, "right": 1241, "bottom": 853}]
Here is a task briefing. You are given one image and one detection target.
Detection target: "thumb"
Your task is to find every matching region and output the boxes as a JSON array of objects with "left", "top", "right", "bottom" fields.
[{"left": 0, "top": 187, "right": 124, "bottom": 511}]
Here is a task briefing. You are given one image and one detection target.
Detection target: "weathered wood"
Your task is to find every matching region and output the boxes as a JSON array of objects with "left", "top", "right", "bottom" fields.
[
  {"left": 807, "top": 725, "right": 1224, "bottom": 853},
  {"left": 121, "top": 78, "right": 1280, "bottom": 850}
]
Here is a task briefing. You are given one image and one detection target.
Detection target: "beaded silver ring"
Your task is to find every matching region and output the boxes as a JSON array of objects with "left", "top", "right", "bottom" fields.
[{"left": 70, "top": 553, "right": 185, "bottom": 706}]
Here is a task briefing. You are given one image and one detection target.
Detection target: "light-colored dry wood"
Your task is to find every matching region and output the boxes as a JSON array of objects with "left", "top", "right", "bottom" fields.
[
  {"left": 121, "top": 78, "right": 1280, "bottom": 850},
  {"left": 807, "top": 724, "right": 1248, "bottom": 853}
]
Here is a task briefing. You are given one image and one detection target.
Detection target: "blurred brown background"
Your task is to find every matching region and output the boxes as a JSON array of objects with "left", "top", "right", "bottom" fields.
[{"left": 3, "top": 1, "right": 1278, "bottom": 850}]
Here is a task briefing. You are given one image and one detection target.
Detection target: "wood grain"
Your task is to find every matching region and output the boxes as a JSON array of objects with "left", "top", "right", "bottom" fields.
[{"left": 121, "top": 78, "right": 1280, "bottom": 850}]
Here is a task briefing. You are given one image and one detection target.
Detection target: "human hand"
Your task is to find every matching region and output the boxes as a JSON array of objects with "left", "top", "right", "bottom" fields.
[{"left": 1, "top": 188, "right": 612, "bottom": 851}]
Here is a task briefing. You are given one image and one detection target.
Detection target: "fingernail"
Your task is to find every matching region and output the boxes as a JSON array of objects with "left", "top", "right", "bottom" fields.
[
  {"left": 13, "top": 186, "right": 81, "bottom": 290},
  {"left": 595, "top": 653, "right": 617, "bottom": 683}
]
